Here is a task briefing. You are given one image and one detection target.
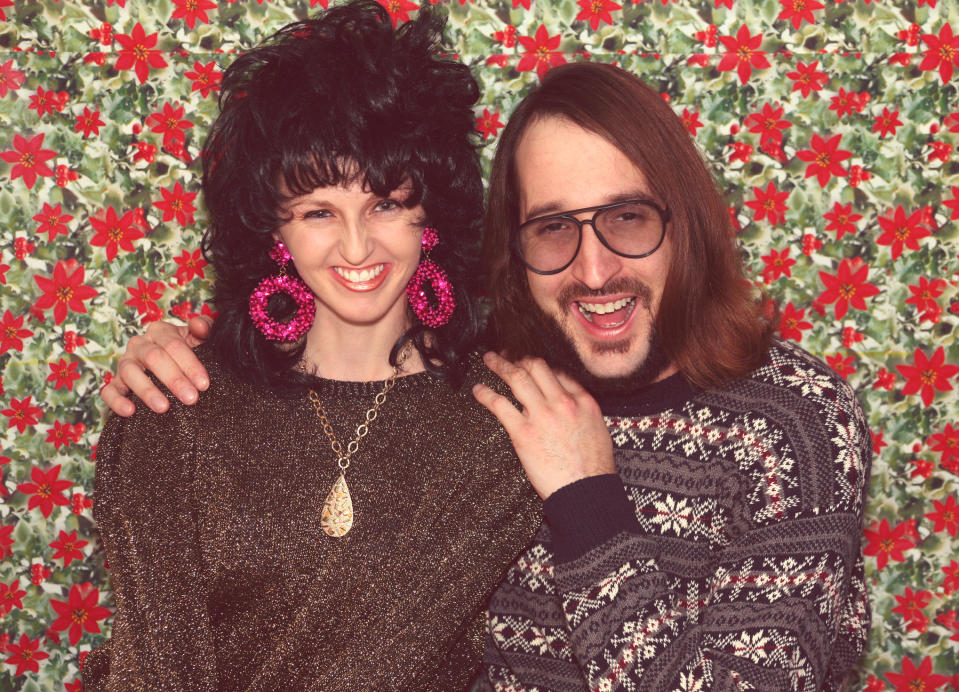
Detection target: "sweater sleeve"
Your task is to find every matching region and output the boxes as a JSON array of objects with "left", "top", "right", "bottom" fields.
[
  {"left": 484, "top": 370, "right": 872, "bottom": 691},
  {"left": 83, "top": 401, "right": 218, "bottom": 692}
]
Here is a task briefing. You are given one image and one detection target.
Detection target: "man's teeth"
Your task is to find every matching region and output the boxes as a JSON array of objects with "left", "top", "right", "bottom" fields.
[
  {"left": 334, "top": 264, "right": 385, "bottom": 283},
  {"left": 577, "top": 297, "right": 634, "bottom": 315}
]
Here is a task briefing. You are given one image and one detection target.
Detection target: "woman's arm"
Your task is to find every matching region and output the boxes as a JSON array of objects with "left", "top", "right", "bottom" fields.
[{"left": 86, "top": 401, "right": 218, "bottom": 690}]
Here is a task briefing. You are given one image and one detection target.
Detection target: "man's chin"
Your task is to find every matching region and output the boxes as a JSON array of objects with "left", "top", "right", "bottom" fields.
[{"left": 533, "top": 311, "right": 670, "bottom": 396}]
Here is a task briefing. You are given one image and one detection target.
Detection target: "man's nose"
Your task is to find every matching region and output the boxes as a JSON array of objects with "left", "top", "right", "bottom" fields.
[{"left": 569, "top": 222, "right": 621, "bottom": 289}]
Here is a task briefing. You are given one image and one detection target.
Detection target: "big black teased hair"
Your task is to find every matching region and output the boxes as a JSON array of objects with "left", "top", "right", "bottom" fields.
[{"left": 202, "top": 0, "right": 484, "bottom": 393}]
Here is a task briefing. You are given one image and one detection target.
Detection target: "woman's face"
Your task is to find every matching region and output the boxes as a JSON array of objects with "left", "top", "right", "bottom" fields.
[{"left": 274, "top": 179, "right": 425, "bottom": 335}]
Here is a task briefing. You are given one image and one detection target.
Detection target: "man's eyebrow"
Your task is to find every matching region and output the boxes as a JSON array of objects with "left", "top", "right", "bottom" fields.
[{"left": 522, "top": 191, "right": 657, "bottom": 222}]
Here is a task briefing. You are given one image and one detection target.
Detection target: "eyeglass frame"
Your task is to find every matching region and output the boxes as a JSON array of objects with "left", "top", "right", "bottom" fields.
[{"left": 513, "top": 198, "right": 671, "bottom": 276}]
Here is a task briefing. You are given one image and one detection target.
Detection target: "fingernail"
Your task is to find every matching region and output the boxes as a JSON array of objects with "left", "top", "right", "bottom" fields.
[
  {"left": 196, "top": 377, "right": 209, "bottom": 390},
  {"left": 181, "top": 388, "right": 198, "bottom": 404},
  {"left": 151, "top": 396, "right": 169, "bottom": 412}
]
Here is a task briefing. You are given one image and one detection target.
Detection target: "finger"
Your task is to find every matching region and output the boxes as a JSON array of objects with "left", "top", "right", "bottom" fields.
[
  {"left": 186, "top": 315, "right": 213, "bottom": 345},
  {"left": 100, "top": 381, "right": 136, "bottom": 417},
  {"left": 517, "top": 357, "right": 571, "bottom": 401},
  {"left": 146, "top": 321, "right": 210, "bottom": 392},
  {"left": 116, "top": 356, "right": 171, "bottom": 413},
  {"left": 554, "top": 369, "right": 589, "bottom": 396},
  {"left": 481, "top": 352, "right": 546, "bottom": 410},
  {"left": 472, "top": 382, "right": 525, "bottom": 432}
]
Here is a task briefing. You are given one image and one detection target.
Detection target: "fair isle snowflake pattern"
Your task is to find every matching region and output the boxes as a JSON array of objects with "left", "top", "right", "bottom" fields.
[{"left": 1, "top": 0, "right": 958, "bottom": 689}]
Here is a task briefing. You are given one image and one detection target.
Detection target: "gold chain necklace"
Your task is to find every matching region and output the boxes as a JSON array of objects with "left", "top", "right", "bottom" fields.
[{"left": 307, "top": 341, "right": 413, "bottom": 537}]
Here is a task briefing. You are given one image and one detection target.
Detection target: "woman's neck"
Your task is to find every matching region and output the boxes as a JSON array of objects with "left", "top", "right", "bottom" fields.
[{"left": 300, "top": 318, "right": 425, "bottom": 382}]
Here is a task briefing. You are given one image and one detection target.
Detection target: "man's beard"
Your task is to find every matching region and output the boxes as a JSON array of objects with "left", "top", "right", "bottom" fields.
[{"left": 528, "top": 279, "right": 670, "bottom": 396}]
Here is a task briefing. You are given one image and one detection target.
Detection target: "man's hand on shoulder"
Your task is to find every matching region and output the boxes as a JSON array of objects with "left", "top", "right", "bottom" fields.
[
  {"left": 472, "top": 352, "right": 615, "bottom": 500},
  {"left": 101, "top": 316, "right": 212, "bottom": 417}
]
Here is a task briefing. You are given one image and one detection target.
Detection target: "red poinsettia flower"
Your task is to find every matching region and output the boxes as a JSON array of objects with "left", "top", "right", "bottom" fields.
[
  {"left": 796, "top": 133, "right": 851, "bottom": 187},
  {"left": 114, "top": 22, "right": 168, "bottom": 83},
  {"left": 744, "top": 102, "right": 791, "bottom": 146},
  {"left": 680, "top": 108, "right": 703, "bottom": 136},
  {"left": 785, "top": 60, "right": 828, "bottom": 97},
  {"left": 173, "top": 249, "right": 208, "bottom": 285},
  {"left": 943, "top": 560, "right": 959, "bottom": 594},
  {"left": 885, "top": 656, "right": 949, "bottom": 692},
  {"left": 50, "top": 583, "right": 111, "bottom": 646},
  {"left": 919, "top": 23, "right": 959, "bottom": 84},
  {"left": 49, "top": 529, "right": 89, "bottom": 567},
  {"left": 876, "top": 205, "right": 930, "bottom": 260},
  {"left": 46, "top": 420, "right": 78, "bottom": 450},
  {"left": 153, "top": 182, "right": 197, "bottom": 226},
  {"left": 184, "top": 60, "right": 222, "bottom": 98},
  {"left": 1, "top": 133, "right": 57, "bottom": 189},
  {"left": 909, "top": 458, "right": 935, "bottom": 479},
  {"left": 1, "top": 310, "right": 33, "bottom": 354},
  {"left": 47, "top": 358, "right": 81, "bottom": 391},
  {"left": 717, "top": 25, "right": 770, "bottom": 84},
  {"left": 828, "top": 87, "right": 859, "bottom": 118},
  {"left": 2, "top": 396, "right": 42, "bottom": 433},
  {"left": 822, "top": 201, "right": 861, "bottom": 240},
  {"left": 517, "top": 25, "right": 566, "bottom": 79},
  {"left": 74, "top": 106, "right": 105, "bottom": 138},
  {"left": 905, "top": 276, "right": 945, "bottom": 316},
  {"left": 146, "top": 101, "right": 194, "bottom": 149},
  {"left": 777, "top": 0, "right": 823, "bottom": 29},
  {"left": 863, "top": 518, "right": 914, "bottom": 570},
  {"left": 872, "top": 107, "right": 903, "bottom": 139},
  {"left": 89, "top": 206, "right": 147, "bottom": 261},
  {"left": 745, "top": 182, "right": 789, "bottom": 226},
  {"left": 929, "top": 423, "right": 959, "bottom": 464},
  {"left": 28, "top": 86, "right": 62, "bottom": 117},
  {"left": 0, "top": 525, "right": 14, "bottom": 559},
  {"left": 926, "top": 495, "right": 959, "bottom": 536},
  {"left": 575, "top": 0, "right": 622, "bottom": 31},
  {"left": 4, "top": 634, "right": 49, "bottom": 677},
  {"left": 125, "top": 278, "right": 166, "bottom": 321},
  {"left": 34, "top": 259, "right": 98, "bottom": 324},
  {"left": 897, "top": 346, "right": 959, "bottom": 408},
  {"left": 0, "top": 579, "right": 26, "bottom": 615},
  {"left": 760, "top": 247, "right": 795, "bottom": 284},
  {"left": 377, "top": 0, "right": 418, "bottom": 27},
  {"left": 817, "top": 258, "right": 879, "bottom": 320},
  {"left": 17, "top": 464, "right": 71, "bottom": 517},
  {"left": 171, "top": 0, "right": 217, "bottom": 29},
  {"left": 778, "top": 302, "right": 811, "bottom": 342},
  {"left": 32, "top": 202, "right": 73, "bottom": 241},
  {"left": 476, "top": 108, "right": 504, "bottom": 140},
  {"left": 513, "top": 0, "right": 531, "bottom": 9},
  {"left": 891, "top": 586, "right": 932, "bottom": 625},
  {"left": 826, "top": 353, "right": 855, "bottom": 379},
  {"left": 65, "top": 680, "right": 84, "bottom": 692},
  {"left": 0, "top": 59, "right": 26, "bottom": 98}
]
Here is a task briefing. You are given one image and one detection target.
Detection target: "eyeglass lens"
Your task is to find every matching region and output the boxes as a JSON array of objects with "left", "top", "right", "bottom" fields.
[{"left": 519, "top": 201, "right": 665, "bottom": 273}]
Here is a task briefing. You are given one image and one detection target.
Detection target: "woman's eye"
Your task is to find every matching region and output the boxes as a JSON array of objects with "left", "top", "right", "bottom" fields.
[
  {"left": 375, "top": 199, "right": 402, "bottom": 212},
  {"left": 302, "top": 209, "right": 332, "bottom": 220}
]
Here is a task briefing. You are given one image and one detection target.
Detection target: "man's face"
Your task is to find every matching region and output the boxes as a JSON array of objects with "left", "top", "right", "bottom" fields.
[{"left": 514, "top": 116, "right": 674, "bottom": 388}]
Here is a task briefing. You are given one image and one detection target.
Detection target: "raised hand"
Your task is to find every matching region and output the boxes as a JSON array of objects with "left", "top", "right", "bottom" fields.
[
  {"left": 472, "top": 352, "right": 615, "bottom": 500},
  {"left": 101, "top": 315, "right": 213, "bottom": 416}
]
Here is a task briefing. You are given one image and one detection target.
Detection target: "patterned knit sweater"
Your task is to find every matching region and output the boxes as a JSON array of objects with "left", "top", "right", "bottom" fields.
[{"left": 482, "top": 339, "right": 871, "bottom": 691}]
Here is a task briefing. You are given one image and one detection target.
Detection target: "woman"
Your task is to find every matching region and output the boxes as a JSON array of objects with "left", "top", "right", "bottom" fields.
[{"left": 84, "top": 3, "right": 540, "bottom": 689}]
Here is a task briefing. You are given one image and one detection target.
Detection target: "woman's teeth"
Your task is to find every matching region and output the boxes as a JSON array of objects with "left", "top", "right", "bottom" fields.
[{"left": 334, "top": 264, "right": 385, "bottom": 283}]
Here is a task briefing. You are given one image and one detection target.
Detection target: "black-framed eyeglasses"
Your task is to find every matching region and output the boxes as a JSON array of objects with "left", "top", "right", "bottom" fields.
[{"left": 514, "top": 199, "right": 670, "bottom": 275}]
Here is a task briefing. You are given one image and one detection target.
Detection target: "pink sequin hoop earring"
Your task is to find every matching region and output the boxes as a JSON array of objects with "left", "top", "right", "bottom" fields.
[
  {"left": 248, "top": 241, "right": 315, "bottom": 341},
  {"left": 406, "top": 227, "right": 455, "bottom": 328}
]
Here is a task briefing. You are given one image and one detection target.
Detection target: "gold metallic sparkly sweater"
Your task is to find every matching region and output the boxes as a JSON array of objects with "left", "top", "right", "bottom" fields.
[{"left": 84, "top": 345, "right": 541, "bottom": 692}]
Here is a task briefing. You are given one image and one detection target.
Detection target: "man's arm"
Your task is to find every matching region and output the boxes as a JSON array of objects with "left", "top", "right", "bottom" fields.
[{"left": 101, "top": 315, "right": 212, "bottom": 416}]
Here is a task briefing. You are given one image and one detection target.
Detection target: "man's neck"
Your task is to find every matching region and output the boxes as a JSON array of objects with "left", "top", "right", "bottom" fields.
[{"left": 592, "top": 370, "right": 697, "bottom": 418}]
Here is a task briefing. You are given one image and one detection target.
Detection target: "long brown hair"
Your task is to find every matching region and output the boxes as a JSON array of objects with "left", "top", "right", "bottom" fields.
[{"left": 483, "top": 62, "right": 775, "bottom": 390}]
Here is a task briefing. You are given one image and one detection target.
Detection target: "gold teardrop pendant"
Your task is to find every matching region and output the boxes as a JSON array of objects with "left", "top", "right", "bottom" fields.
[{"left": 320, "top": 472, "right": 353, "bottom": 537}]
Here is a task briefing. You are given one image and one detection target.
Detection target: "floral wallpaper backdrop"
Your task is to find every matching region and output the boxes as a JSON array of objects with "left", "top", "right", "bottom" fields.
[{"left": 0, "top": 0, "right": 956, "bottom": 689}]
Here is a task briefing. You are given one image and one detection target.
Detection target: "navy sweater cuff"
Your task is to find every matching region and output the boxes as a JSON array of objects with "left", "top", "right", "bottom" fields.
[{"left": 543, "top": 474, "right": 640, "bottom": 564}]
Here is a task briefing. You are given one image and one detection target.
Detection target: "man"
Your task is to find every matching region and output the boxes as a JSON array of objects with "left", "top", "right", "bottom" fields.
[{"left": 102, "top": 63, "right": 871, "bottom": 690}]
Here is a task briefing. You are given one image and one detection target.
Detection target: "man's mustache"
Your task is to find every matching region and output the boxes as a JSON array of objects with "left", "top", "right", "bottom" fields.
[{"left": 556, "top": 278, "right": 653, "bottom": 310}]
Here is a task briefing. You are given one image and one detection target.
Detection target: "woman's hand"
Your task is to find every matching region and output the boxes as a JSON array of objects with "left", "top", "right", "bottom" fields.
[
  {"left": 472, "top": 352, "right": 615, "bottom": 500},
  {"left": 101, "top": 316, "right": 213, "bottom": 416}
]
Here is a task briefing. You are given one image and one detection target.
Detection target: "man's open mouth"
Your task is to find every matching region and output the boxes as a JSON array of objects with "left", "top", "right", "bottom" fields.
[{"left": 575, "top": 297, "right": 637, "bottom": 329}]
